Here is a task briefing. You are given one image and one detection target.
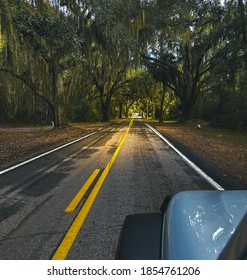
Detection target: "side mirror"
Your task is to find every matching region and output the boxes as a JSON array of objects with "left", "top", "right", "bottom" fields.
[{"left": 116, "top": 213, "right": 164, "bottom": 260}]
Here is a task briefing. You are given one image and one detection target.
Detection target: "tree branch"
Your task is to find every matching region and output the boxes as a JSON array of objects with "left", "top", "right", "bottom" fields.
[{"left": 1, "top": 68, "right": 54, "bottom": 110}]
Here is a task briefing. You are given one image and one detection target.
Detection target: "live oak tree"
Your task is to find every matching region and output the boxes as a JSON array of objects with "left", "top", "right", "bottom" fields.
[
  {"left": 77, "top": 0, "right": 148, "bottom": 121},
  {"left": 202, "top": 0, "right": 247, "bottom": 128},
  {"left": 142, "top": 0, "right": 226, "bottom": 120},
  {"left": 1, "top": 0, "right": 82, "bottom": 127},
  {"left": 0, "top": 0, "right": 247, "bottom": 128}
]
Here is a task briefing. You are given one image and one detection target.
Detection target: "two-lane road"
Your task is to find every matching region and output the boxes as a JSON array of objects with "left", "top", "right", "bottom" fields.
[{"left": 0, "top": 119, "right": 213, "bottom": 259}]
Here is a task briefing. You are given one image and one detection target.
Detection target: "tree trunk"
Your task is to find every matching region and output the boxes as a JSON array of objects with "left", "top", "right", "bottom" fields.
[
  {"left": 51, "top": 63, "right": 68, "bottom": 128},
  {"left": 180, "top": 42, "right": 202, "bottom": 120},
  {"left": 159, "top": 86, "right": 166, "bottom": 123},
  {"left": 118, "top": 100, "right": 123, "bottom": 119},
  {"left": 101, "top": 102, "right": 110, "bottom": 122},
  {"left": 180, "top": 95, "right": 193, "bottom": 120},
  {"left": 100, "top": 95, "right": 111, "bottom": 122},
  {"left": 98, "top": 83, "right": 112, "bottom": 122}
]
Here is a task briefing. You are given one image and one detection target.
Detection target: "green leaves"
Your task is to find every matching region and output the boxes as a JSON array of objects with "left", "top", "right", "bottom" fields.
[{"left": 14, "top": 6, "right": 79, "bottom": 55}]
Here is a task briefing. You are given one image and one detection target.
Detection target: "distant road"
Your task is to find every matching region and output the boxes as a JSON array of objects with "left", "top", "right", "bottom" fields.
[{"left": 0, "top": 119, "right": 213, "bottom": 260}]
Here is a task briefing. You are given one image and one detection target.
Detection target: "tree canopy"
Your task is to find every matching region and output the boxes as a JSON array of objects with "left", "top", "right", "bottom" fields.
[{"left": 0, "top": 0, "right": 246, "bottom": 128}]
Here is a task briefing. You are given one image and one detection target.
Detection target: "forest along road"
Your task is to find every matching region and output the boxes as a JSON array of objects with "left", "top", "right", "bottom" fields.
[{"left": 0, "top": 119, "right": 215, "bottom": 260}]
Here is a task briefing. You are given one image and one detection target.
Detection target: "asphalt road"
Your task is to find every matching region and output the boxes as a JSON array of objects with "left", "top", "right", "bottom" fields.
[{"left": 0, "top": 119, "right": 213, "bottom": 260}]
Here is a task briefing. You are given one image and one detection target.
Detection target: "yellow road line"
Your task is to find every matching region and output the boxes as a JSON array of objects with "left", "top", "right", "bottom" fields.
[
  {"left": 52, "top": 120, "right": 132, "bottom": 260},
  {"left": 65, "top": 169, "right": 100, "bottom": 213},
  {"left": 117, "top": 134, "right": 123, "bottom": 144}
]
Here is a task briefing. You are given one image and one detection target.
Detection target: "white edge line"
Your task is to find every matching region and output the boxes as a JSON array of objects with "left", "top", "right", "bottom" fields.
[
  {"left": 0, "top": 131, "right": 97, "bottom": 176},
  {"left": 145, "top": 123, "right": 224, "bottom": 191}
]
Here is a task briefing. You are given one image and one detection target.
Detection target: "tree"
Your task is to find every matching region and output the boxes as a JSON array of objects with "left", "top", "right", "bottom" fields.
[
  {"left": 1, "top": 0, "right": 82, "bottom": 127},
  {"left": 199, "top": 0, "right": 247, "bottom": 128},
  {"left": 75, "top": 0, "right": 148, "bottom": 121},
  {"left": 142, "top": 53, "right": 180, "bottom": 122},
  {"left": 141, "top": 0, "right": 225, "bottom": 120},
  {"left": 26, "top": 2, "right": 78, "bottom": 125},
  {"left": 1, "top": 0, "right": 247, "bottom": 128}
]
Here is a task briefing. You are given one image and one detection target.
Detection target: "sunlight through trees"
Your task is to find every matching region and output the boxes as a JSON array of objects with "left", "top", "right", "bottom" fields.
[{"left": 0, "top": 0, "right": 246, "bottom": 128}]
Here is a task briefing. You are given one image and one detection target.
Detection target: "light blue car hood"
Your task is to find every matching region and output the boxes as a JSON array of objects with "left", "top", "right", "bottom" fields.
[{"left": 162, "top": 190, "right": 247, "bottom": 259}]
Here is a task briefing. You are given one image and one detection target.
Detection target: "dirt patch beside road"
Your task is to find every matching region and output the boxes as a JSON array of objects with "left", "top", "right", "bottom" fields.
[
  {"left": 0, "top": 122, "right": 110, "bottom": 170},
  {"left": 152, "top": 120, "right": 247, "bottom": 186}
]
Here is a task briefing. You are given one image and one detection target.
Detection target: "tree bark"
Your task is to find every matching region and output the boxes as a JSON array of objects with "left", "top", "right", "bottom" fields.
[
  {"left": 159, "top": 84, "right": 167, "bottom": 123},
  {"left": 101, "top": 101, "right": 110, "bottom": 122},
  {"left": 51, "top": 62, "right": 68, "bottom": 128},
  {"left": 118, "top": 100, "right": 123, "bottom": 119},
  {"left": 98, "top": 85, "right": 111, "bottom": 122}
]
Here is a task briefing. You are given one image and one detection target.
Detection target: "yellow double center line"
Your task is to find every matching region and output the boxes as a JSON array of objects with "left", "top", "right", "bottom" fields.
[
  {"left": 65, "top": 169, "right": 101, "bottom": 213},
  {"left": 52, "top": 119, "right": 133, "bottom": 260}
]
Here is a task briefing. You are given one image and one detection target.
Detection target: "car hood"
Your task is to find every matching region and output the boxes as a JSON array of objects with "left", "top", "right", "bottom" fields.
[{"left": 162, "top": 190, "right": 247, "bottom": 259}]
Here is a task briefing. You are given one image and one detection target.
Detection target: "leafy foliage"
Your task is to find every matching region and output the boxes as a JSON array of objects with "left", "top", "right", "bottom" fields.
[{"left": 0, "top": 0, "right": 246, "bottom": 128}]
